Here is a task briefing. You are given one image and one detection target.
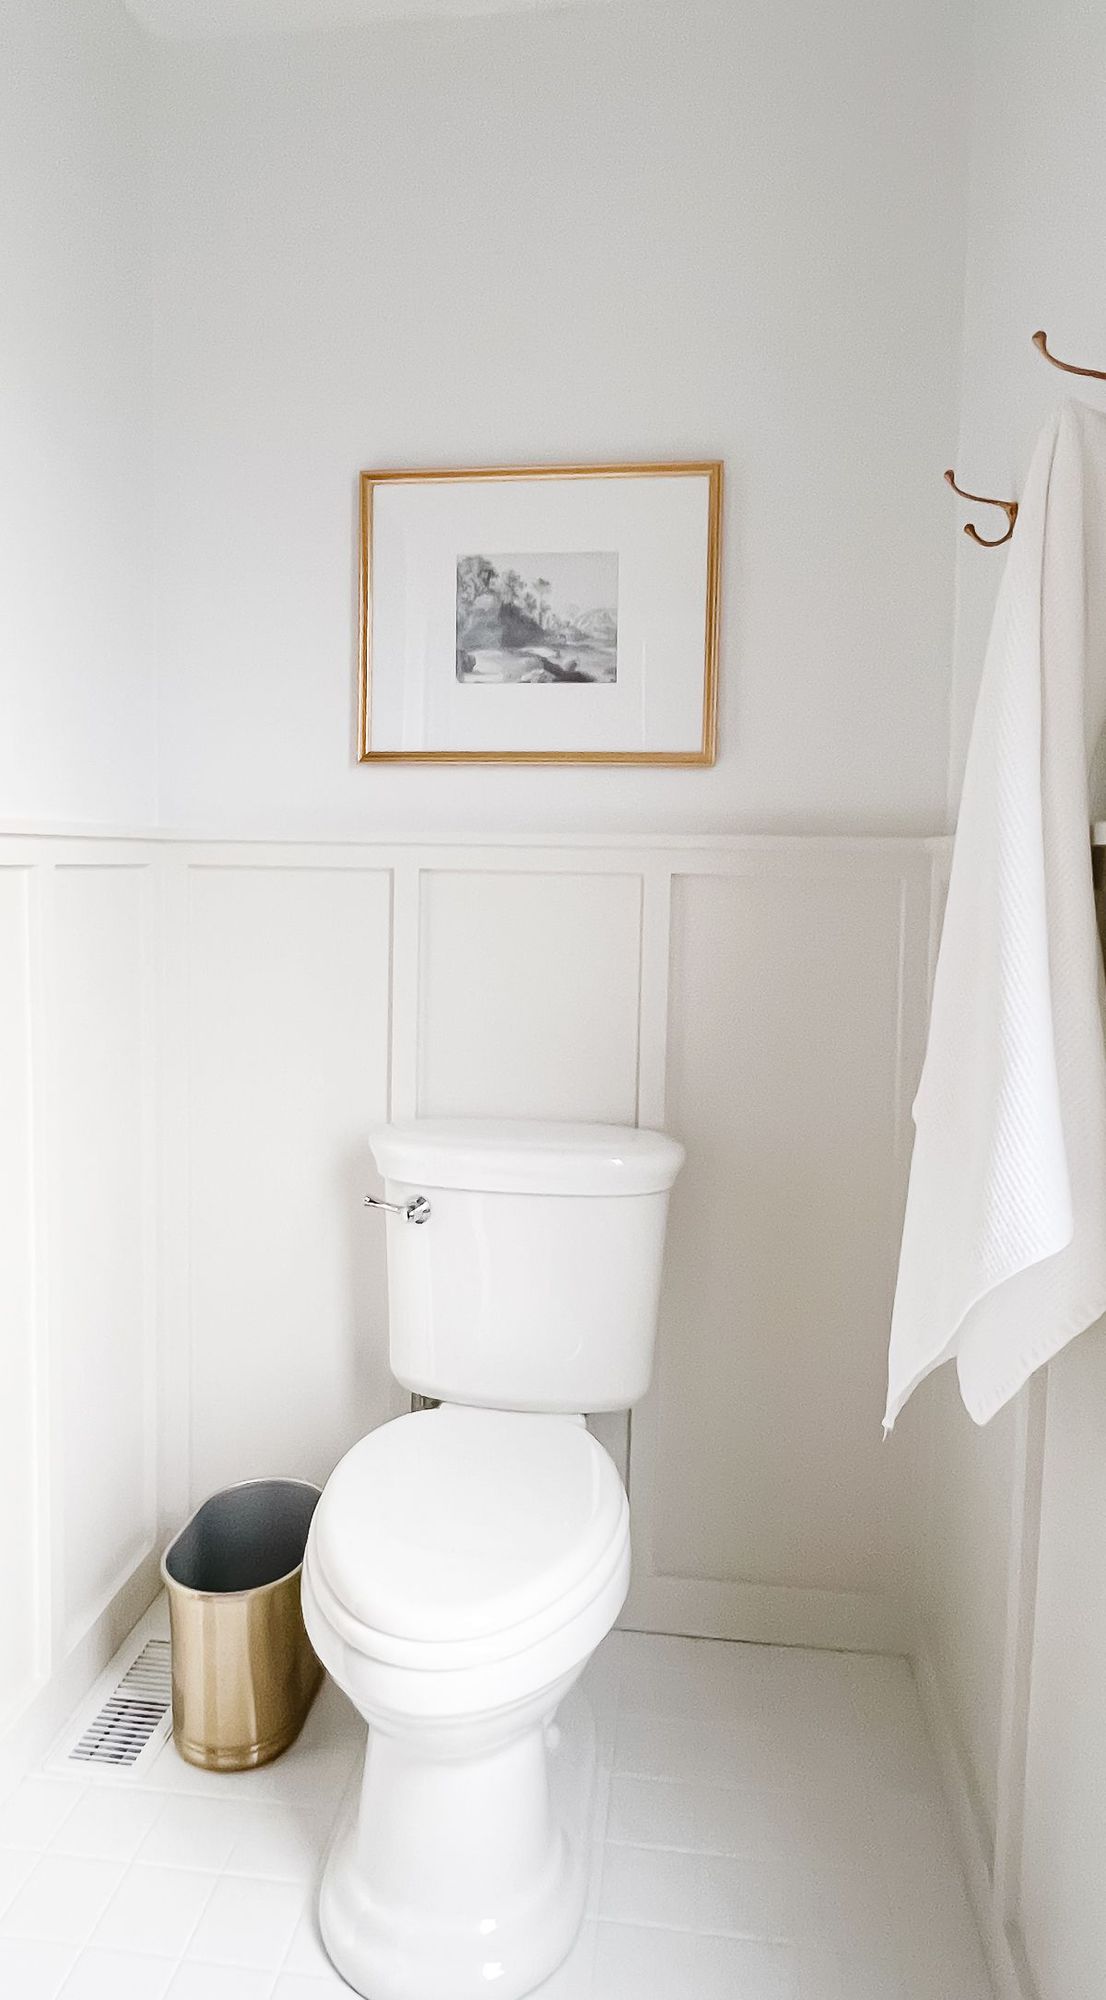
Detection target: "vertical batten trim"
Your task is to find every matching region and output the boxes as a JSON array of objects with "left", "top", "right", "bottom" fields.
[
  {"left": 891, "top": 874, "right": 913, "bottom": 1171},
  {"left": 992, "top": 1371, "right": 1048, "bottom": 1935},
  {"left": 615, "top": 864, "right": 668, "bottom": 1495},
  {"left": 886, "top": 860, "right": 928, "bottom": 1635},
  {"left": 926, "top": 842, "right": 951, "bottom": 1000},
  {"left": 138, "top": 863, "right": 160, "bottom": 1554},
  {"left": 24, "top": 863, "right": 53, "bottom": 1701},
  {"left": 54, "top": 862, "right": 161, "bottom": 1656},
  {"left": 381, "top": 857, "right": 417, "bottom": 1418},
  {"left": 160, "top": 854, "right": 192, "bottom": 1522},
  {"left": 34, "top": 860, "right": 63, "bottom": 1675},
  {"left": 622, "top": 862, "right": 673, "bottom": 1621},
  {"left": 390, "top": 861, "right": 421, "bottom": 1120},
  {"left": 913, "top": 1642, "right": 1035, "bottom": 2000},
  {"left": 635, "top": 861, "right": 672, "bottom": 1131}
]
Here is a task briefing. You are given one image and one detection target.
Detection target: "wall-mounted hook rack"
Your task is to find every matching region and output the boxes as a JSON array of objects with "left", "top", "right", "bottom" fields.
[
  {"left": 943, "top": 468, "right": 1019, "bottom": 547},
  {"left": 1032, "top": 329, "right": 1106, "bottom": 382}
]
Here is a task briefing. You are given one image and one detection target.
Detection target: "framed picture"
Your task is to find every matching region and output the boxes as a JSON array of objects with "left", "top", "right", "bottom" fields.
[{"left": 358, "top": 460, "right": 722, "bottom": 764}]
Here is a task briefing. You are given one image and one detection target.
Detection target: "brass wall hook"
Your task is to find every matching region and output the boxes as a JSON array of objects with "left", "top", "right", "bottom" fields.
[
  {"left": 938, "top": 330, "right": 1104, "bottom": 551},
  {"left": 943, "top": 468, "right": 1018, "bottom": 547},
  {"left": 1032, "top": 329, "right": 1106, "bottom": 382}
]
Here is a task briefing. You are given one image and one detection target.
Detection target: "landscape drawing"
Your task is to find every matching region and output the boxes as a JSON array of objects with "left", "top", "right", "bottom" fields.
[{"left": 456, "top": 552, "right": 618, "bottom": 685}]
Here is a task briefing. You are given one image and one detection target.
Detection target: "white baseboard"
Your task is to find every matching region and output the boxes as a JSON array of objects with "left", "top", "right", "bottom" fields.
[
  {"left": 913, "top": 1646, "right": 1036, "bottom": 2000},
  {"left": 0, "top": 1550, "right": 163, "bottom": 1802},
  {"left": 621, "top": 1575, "right": 910, "bottom": 1653}
]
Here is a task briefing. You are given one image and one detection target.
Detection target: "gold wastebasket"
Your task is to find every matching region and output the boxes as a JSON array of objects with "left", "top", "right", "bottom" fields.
[{"left": 161, "top": 1478, "right": 323, "bottom": 1772}]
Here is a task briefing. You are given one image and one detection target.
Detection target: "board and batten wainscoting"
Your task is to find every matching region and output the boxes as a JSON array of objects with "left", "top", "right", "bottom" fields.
[
  {"left": 0, "top": 844, "right": 162, "bottom": 1787},
  {"left": 895, "top": 841, "right": 1106, "bottom": 2000},
  {"left": 0, "top": 829, "right": 939, "bottom": 1784}
]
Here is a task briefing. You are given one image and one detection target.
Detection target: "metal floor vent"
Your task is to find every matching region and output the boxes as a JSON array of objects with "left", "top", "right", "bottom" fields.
[{"left": 66, "top": 1639, "right": 172, "bottom": 1771}]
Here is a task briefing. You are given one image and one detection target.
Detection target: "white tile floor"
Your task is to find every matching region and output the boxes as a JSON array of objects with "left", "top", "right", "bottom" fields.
[{"left": 0, "top": 1632, "right": 993, "bottom": 2000}]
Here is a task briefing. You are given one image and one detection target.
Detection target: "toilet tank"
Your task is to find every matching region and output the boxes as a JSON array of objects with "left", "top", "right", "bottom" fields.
[{"left": 368, "top": 1120, "right": 684, "bottom": 1413}]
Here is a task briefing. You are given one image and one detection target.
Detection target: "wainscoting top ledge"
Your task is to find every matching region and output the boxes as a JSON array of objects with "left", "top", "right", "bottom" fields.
[{"left": 0, "top": 819, "right": 956, "bottom": 854}]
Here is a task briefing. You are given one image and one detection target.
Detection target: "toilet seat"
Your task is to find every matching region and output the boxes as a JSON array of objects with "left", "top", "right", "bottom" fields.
[{"left": 306, "top": 1406, "right": 628, "bottom": 1676}]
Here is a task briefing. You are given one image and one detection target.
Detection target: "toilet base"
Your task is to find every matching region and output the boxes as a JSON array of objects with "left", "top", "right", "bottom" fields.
[
  {"left": 320, "top": 1810, "right": 585, "bottom": 2000},
  {"left": 319, "top": 1688, "right": 595, "bottom": 2000}
]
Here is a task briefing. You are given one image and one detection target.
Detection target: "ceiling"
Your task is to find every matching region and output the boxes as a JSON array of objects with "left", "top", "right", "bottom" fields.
[{"left": 122, "top": 0, "right": 624, "bottom": 36}]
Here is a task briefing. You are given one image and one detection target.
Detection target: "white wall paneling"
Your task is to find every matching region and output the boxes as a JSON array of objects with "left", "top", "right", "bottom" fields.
[
  {"left": 1018, "top": 1336, "right": 1106, "bottom": 2000},
  {"left": 416, "top": 867, "right": 643, "bottom": 1123},
  {"left": 623, "top": 844, "right": 932, "bottom": 1650},
  {"left": 183, "top": 859, "right": 394, "bottom": 1496},
  {"left": 914, "top": 1326, "right": 1106, "bottom": 2000},
  {"left": 9, "top": 831, "right": 1104, "bottom": 1993},
  {"left": 0, "top": 867, "right": 45, "bottom": 1732},
  {"left": 912, "top": 1368, "right": 1054, "bottom": 2000},
  {"left": 0, "top": 841, "right": 162, "bottom": 1785},
  {"left": 174, "top": 836, "right": 931, "bottom": 1651},
  {"left": 907, "top": 817, "right": 1106, "bottom": 1998},
  {"left": 50, "top": 863, "right": 159, "bottom": 1651},
  {"left": 0, "top": 829, "right": 939, "bottom": 1766}
]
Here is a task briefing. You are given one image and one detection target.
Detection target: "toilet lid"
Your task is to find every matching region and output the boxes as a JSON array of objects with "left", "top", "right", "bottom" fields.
[{"left": 310, "top": 1407, "right": 627, "bottom": 1647}]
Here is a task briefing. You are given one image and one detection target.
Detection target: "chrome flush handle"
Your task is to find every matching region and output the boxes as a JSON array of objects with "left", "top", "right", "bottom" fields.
[{"left": 364, "top": 1193, "right": 432, "bottom": 1225}]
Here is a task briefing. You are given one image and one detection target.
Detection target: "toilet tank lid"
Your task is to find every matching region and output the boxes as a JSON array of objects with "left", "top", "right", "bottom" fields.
[{"left": 370, "top": 1119, "right": 684, "bottom": 1196}]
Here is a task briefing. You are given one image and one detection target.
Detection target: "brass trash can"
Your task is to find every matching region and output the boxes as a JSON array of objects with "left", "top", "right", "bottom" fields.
[{"left": 162, "top": 1478, "right": 323, "bottom": 1772}]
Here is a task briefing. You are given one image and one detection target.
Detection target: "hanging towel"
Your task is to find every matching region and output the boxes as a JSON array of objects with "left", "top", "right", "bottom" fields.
[{"left": 885, "top": 401, "right": 1106, "bottom": 1429}]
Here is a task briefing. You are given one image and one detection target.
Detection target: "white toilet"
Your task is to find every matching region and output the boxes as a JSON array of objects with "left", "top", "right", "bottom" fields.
[{"left": 301, "top": 1118, "right": 683, "bottom": 2000}]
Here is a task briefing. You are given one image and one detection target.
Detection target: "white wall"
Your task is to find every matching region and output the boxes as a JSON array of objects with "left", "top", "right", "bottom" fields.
[
  {"left": 0, "top": 0, "right": 972, "bottom": 1779},
  {"left": 911, "top": 9, "right": 1106, "bottom": 1996},
  {"left": 150, "top": 0, "right": 969, "bottom": 838},
  {"left": 946, "top": 0, "right": 1106, "bottom": 807},
  {"left": 625, "top": 842, "right": 931, "bottom": 1647},
  {"left": 179, "top": 860, "right": 394, "bottom": 1499},
  {"left": 7, "top": 18, "right": 1106, "bottom": 1993},
  {"left": 0, "top": 2, "right": 155, "bottom": 829},
  {"left": 0, "top": 0, "right": 160, "bottom": 1784}
]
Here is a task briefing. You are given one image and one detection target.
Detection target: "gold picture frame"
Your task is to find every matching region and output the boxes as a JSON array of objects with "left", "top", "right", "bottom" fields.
[{"left": 358, "top": 460, "right": 722, "bottom": 764}]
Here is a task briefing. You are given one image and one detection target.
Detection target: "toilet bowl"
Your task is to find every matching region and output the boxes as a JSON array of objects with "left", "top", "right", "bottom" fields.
[
  {"left": 302, "top": 1406, "right": 630, "bottom": 2000},
  {"left": 305, "top": 1119, "right": 683, "bottom": 2000}
]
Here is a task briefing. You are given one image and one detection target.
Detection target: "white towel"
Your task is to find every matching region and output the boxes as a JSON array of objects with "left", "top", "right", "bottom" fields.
[{"left": 885, "top": 402, "right": 1106, "bottom": 1429}]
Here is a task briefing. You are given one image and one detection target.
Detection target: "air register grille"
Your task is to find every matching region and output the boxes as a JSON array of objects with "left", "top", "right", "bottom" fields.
[{"left": 67, "top": 1639, "right": 172, "bottom": 1769}]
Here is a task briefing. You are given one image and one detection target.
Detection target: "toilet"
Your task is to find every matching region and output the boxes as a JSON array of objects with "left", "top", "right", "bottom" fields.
[{"left": 301, "top": 1118, "right": 684, "bottom": 2000}]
